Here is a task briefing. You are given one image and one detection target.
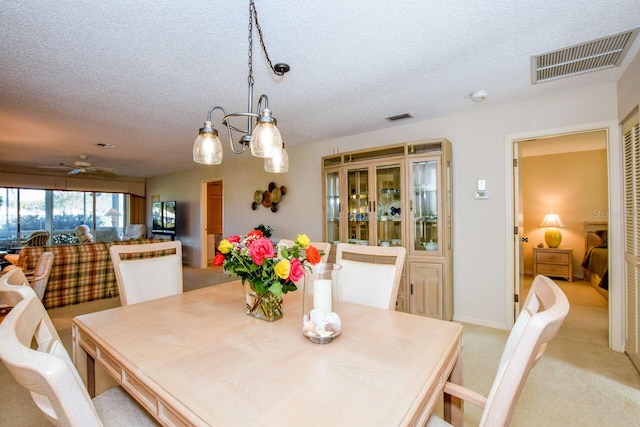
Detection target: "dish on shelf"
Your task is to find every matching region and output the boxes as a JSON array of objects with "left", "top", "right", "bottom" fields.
[{"left": 389, "top": 201, "right": 401, "bottom": 220}]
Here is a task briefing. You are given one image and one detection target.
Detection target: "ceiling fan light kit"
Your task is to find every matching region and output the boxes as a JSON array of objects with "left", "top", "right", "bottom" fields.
[{"left": 193, "top": 0, "right": 290, "bottom": 173}]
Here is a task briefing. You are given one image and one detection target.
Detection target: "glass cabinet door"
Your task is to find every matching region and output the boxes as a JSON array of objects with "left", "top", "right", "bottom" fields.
[
  {"left": 375, "top": 163, "right": 402, "bottom": 246},
  {"left": 324, "top": 170, "right": 340, "bottom": 244},
  {"left": 410, "top": 158, "right": 440, "bottom": 253},
  {"left": 347, "top": 167, "right": 370, "bottom": 244}
]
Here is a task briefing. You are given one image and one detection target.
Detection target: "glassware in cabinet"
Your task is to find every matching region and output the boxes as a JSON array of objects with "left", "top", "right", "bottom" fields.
[
  {"left": 410, "top": 158, "right": 440, "bottom": 253},
  {"left": 324, "top": 169, "right": 341, "bottom": 244}
]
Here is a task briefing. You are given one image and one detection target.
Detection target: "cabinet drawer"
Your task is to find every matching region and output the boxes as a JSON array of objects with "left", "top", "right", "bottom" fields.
[
  {"left": 536, "top": 251, "right": 570, "bottom": 264},
  {"left": 537, "top": 263, "right": 569, "bottom": 277}
]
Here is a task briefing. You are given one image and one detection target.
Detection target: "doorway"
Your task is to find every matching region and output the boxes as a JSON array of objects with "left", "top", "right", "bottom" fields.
[
  {"left": 199, "top": 178, "right": 223, "bottom": 268},
  {"left": 517, "top": 131, "right": 607, "bottom": 308},
  {"left": 505, "top": 120, "right": 625, "bottom": 351}
]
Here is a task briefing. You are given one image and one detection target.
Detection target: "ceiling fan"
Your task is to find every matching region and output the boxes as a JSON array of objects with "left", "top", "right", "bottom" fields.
[{"left": 38, "top": 155, "right": 117, "bottom": 176}]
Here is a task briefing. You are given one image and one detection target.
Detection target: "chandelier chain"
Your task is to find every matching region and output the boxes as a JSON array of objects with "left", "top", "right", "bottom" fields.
[
  {"left": 247, "top": 1, "right": 254, "bottom": 86},
  {"left": 250, "top": 0, "right": 286, "bottom": 77}
]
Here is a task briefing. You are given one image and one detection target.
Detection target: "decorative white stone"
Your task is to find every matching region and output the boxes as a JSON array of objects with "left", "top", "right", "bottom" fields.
[{"left": 303, "top": 309, "right": 342, "bottom": 339}]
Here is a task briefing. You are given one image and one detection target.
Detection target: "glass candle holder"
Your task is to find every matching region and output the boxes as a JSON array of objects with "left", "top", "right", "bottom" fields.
[{"left": 302, "top": 263, "right": 342, "bottom": 344}]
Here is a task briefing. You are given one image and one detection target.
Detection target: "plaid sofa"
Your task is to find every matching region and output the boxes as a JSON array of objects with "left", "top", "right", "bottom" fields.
[{"left": 15, "top": 239, "right": 169, "bottom": 308}]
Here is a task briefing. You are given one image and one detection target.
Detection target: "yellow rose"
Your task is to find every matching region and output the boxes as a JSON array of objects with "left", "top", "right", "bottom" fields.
[
  {"left": 295, "top": 234, "right": 310, "bottom": 248},
  {"left": 218, "top": 239, "right": 233, "bottom": 254},
  {"left": 274, "top": 259, "right": 291, "bottom": 280}
]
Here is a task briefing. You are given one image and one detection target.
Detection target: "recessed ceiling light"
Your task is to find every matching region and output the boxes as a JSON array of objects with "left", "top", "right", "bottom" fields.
[
  {"left": 471, "top": 90, "right": 488, "bottom": 102},
  {"left": 96, "top": 143, "right": 116, "bottom": 149}
]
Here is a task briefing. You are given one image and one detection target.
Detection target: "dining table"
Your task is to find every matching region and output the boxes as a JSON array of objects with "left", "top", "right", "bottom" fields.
[{"left": 72, "top": 281, "right": 464, "bottom": 427}]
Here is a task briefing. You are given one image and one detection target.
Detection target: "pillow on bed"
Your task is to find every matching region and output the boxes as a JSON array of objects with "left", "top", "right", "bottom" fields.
[
  {"left": 587, "top": 232, "right": 602, "bottom": 248},
  {"left": 595, "top": 230, "right": 608, "bottom": 245}
]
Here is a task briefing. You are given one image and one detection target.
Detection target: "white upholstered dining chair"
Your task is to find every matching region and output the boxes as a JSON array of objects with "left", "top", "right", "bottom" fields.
[
  {"left": 0, "top": 296, "right": 158, "bottom": 426},
  {"left": 427, "top": 274, "right": 570, "bottom": 427},
  {"left": 335, "top": 243, "right": 406, "bottom": 310},
  {"left": 0, "top": 268, "right": 37, "bottom": 308},
  {"left": 109, "top": 240, "right": 183, "bottom": 306},
  {"left": 278, "top": 239, "right": 332, "bottom": 263}
]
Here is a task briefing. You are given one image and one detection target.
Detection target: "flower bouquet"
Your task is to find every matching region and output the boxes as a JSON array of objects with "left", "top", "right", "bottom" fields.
[{"left": 214, "top": 230, "right": 322, "bottom": 321}]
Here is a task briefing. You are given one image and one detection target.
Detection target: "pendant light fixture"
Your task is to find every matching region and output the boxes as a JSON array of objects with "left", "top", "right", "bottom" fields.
[
  {"left": 193, "top": 0, "right": 290, "bottom": 170},
  {"left": 264, "top": 142, "right": 289, "bottom": 173}
]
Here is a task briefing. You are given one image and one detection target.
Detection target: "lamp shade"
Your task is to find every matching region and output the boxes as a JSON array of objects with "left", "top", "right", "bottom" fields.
[
  {"left": 264, "top": 143, "right": 289, "bottom": 173},
  {"left": 250, "top": 109, "right": 283, "bottom": 158},
  {"left": 193, "top": 124, "right": 223, "bottom": 165},
  {"left": 540, "top": 212, "right": 566, "bottom": 228},
  {"left": 540, "top": 212, "right": 565, "bottom": 248},
  {"left": 105, "top": 208, "right": 119, "bottom": 216}
]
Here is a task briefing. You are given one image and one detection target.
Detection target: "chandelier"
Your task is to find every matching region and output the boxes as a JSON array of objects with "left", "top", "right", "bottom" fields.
[{"left": 193, "top": 0, "right": 290, "bottom": 173}]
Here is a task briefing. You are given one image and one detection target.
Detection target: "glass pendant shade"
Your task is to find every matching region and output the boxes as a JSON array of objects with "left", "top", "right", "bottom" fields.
[
  {"left": 265, "top": 144, "right": 289, "bottom": 173},
  {"left": 193, "top": 128, "right": 223, "bottom": 165},
  {"left": 250, "top": 111, "right": 283, "bottom": 158}
]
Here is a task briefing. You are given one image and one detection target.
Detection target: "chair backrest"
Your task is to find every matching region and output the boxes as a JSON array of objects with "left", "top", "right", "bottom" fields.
[
  {"left": 123, "top": 224, "right": 147, "bottom": 240},
  {"left": 335, "top": 243, "right": 406, "bottom": 310},
  {"left": 30, "top": 251, "right": 54, "bottom": 301},
  {"left": 278, "top": 239, "right": 332, "bottom": 264},
  {"left": 25, "top": 231, "right": 50, "bottom": 247},
  {"left": 75, "top": 225, "right": 95, "bottom": 243},
  {"left": 479, "top": 274, "right": 570, "bottom": 426},
  {"left": 0, "top": 269, "right": 37, "bottom": 307},
  {"left": 0, "top": 297, "right": 103, "bottom": 426},
  {"left": 110, "top": 240, "right": 183, "bottom": 306}
]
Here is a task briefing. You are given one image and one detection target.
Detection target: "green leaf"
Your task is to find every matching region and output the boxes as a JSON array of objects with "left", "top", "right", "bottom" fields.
[{"left": 268, "top": 281, "right": 283, "bottom": 297}]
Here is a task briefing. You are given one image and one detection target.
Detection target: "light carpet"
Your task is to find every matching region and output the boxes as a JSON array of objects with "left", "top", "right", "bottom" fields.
[{"left": 1, "top": 272, "right": 638, "bottom": 426}]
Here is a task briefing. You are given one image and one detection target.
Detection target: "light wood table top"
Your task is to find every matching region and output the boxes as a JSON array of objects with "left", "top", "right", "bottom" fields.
[{"left": 73, "top": 281, "right": 463, "bottom": 427}]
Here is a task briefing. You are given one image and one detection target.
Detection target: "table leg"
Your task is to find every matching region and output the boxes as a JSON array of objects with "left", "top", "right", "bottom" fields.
[
  {"left": 444, "top": 340, "right": 463, "bottom": 427},
  {"left": 72, "top": 323, "right": 96, "bottom": 397}
]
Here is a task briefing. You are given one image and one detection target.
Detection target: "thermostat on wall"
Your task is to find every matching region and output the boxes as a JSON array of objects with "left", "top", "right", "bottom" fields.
[{"left": 474, "top": 190, "right": 489, "bottom": 200}]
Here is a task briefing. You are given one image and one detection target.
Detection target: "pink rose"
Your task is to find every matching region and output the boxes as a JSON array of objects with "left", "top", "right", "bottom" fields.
[
  {"left": 249, "top": 237, "right": 274, "bottom": 265},
  {"left": 288, "top": 258, "right": 304, "bottom": 282},
  {"left": 227, "top": 235, "right": 241, "bottom": 243}
]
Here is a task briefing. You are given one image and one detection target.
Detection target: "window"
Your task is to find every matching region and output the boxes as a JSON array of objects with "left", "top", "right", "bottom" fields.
[{"left": 0, "top": 188, "right": 128, "bottom": 248}]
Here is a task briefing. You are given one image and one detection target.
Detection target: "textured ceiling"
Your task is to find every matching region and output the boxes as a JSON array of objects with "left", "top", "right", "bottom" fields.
[{"left": 0, "top": 0, "right": 638, "bottom": 178}]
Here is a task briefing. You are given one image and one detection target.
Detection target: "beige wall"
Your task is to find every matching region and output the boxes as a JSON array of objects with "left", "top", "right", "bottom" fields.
[
  {"left": 147, "top": 82, "right": 621, "bottom": 329},
  {"left": 521, "top": 149, "right": 608, "bottom": 277}
]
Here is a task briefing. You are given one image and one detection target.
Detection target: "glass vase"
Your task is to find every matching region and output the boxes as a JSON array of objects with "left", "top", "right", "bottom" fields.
[
  {"left": 246, "top": 285, "right": 283, "bottom": 322},
  {"left": 302, "top": 263, "right": 342, "bottom": 343}
]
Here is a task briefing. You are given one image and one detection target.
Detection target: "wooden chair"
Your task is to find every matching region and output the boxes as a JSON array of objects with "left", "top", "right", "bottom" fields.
[
  {"left": 0, "top": 297, "right": 158, "bottom": 426},
  {"left": 278, "top": 239, "right": 331, "bottom": 263},
  {"left": 109, "top": 240, "right": 183, "bottom": 306},
  {"left": 24, "top": 230, "right": 51, "bottom": 247},
  {"left": 427, "top": 274, "right": 570, "bottom": 427},
  {"left": 335, "top": 243, "right": 406, "bottom": 310},
  {"left": 1, "top": 252, "right": 54, "bottom": 302}
]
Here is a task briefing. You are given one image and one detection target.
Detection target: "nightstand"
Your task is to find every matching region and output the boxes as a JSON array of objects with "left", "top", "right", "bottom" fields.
[{"left": 533, "top": 247, "right": 573, "bottom": 282}]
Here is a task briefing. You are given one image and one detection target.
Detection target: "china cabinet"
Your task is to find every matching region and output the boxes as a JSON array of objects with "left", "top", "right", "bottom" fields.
[{"left": 322, "top": 139, "right": 453, "bottom": 319}]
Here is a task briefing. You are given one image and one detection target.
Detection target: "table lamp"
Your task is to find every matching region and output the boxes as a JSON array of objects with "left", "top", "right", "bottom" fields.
[{"left": 540, "top": 212, "right": 566, "bottom": 248}]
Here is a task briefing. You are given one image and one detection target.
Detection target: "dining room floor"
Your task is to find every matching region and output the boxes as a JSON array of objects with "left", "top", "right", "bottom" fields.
[{"left": 1, "top": 272, "right": 639, "bottom": 426}]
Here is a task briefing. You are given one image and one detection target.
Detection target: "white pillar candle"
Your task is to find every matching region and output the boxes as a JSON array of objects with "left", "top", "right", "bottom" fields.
[{"left": 313, "top": 279, "right": 332, "bottom": 314}]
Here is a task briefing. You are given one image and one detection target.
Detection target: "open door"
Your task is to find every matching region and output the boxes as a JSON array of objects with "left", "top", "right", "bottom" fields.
[{"left": 513, "top": 142, "right": 525, "bottom": 319}]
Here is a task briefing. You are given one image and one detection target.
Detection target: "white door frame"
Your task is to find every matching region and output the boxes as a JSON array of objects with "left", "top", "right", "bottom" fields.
[
  {"left": 504, "top": 120, "right": 624, "bottom": 351},
  {"left": 199, "top": 177, "right": 224, "bottom": 269}
]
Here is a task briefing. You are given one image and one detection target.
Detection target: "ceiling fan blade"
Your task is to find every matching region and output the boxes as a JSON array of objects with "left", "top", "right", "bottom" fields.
[
  {"left": 67, "top": 169, "right": 83, "bottom": 175},
  {"left": 37, "top": 165, "right": 71, "bottom": 170},
  {"left": 93, "top": 167, "right": 117, "bottom": 173}
]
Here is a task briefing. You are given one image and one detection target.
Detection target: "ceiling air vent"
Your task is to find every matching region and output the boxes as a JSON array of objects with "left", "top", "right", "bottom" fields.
[
  {"left": 385, "top": 113, "right": 414, "bottom": 122},
  {"left": 531, "top": 28, "right": 639, "bottom": 84}
]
